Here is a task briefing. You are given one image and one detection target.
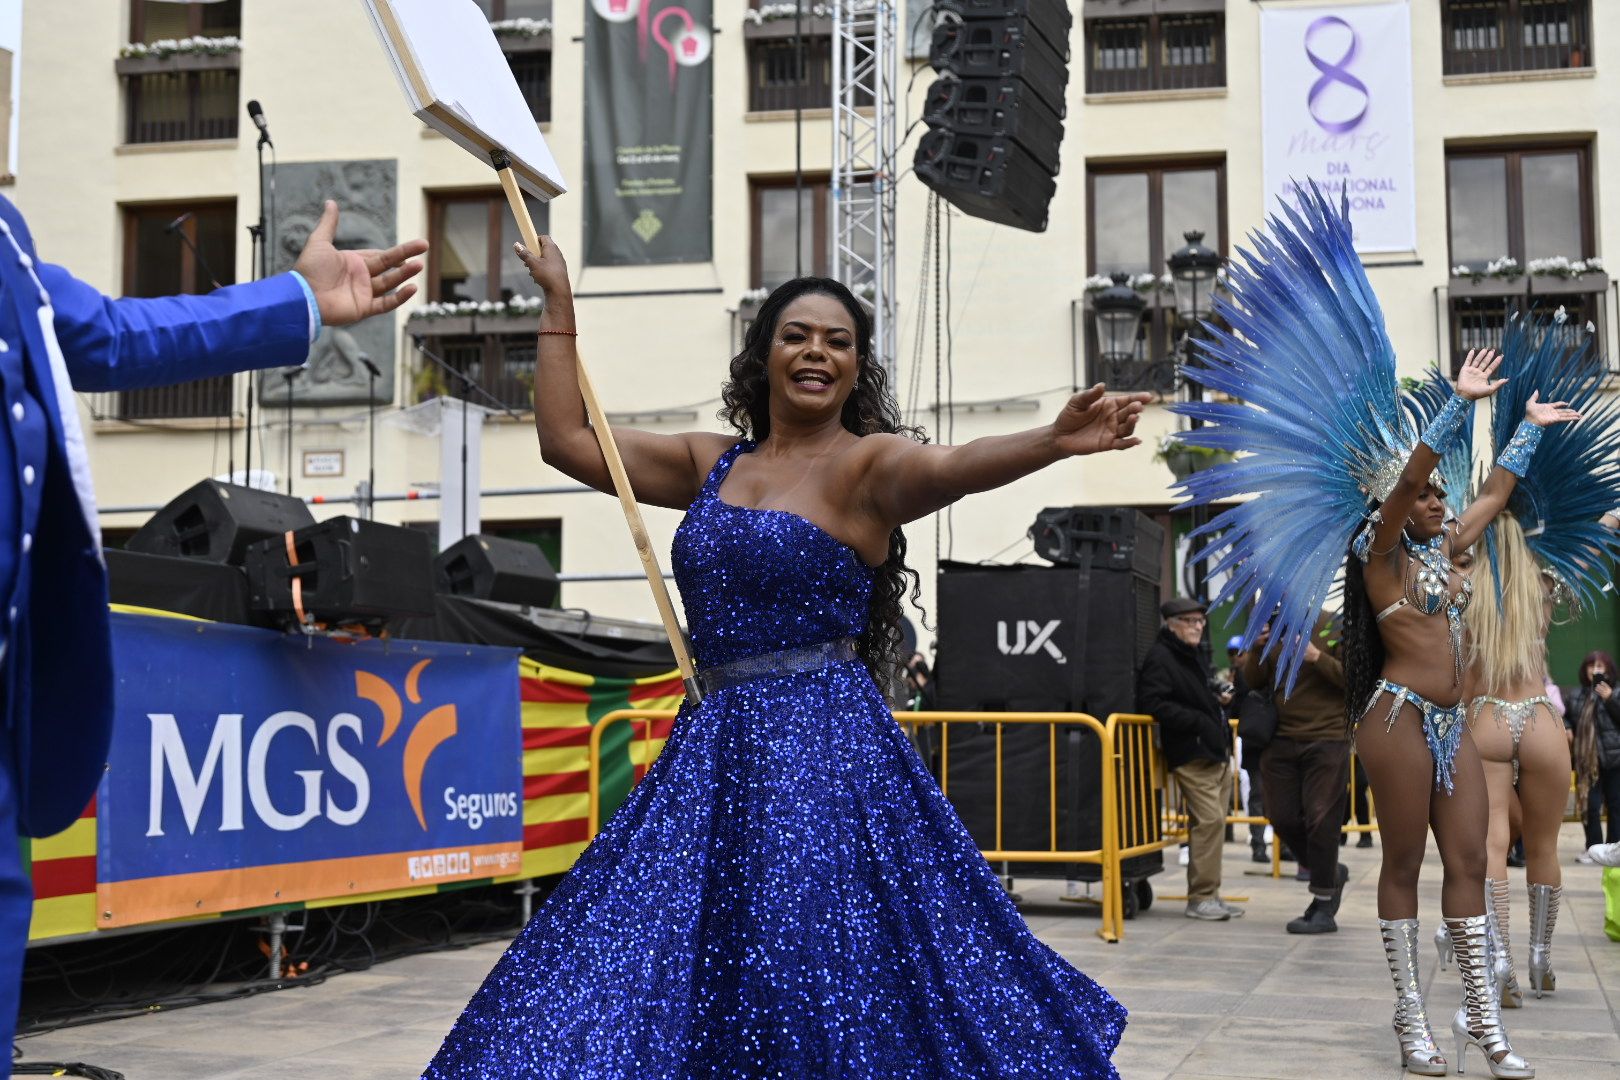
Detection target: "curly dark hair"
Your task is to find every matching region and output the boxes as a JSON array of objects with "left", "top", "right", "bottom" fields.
[
  {"left": 720, "top": 277, "right": 926, "bottom": 685},
  {"left": 1341, "top": 545, "right": 1387, "bottom": 734}
]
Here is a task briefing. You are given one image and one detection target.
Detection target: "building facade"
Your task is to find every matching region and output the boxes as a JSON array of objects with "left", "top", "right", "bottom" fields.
[{"left": 11, "top": 0, "right": 1619, "bottom": 679}]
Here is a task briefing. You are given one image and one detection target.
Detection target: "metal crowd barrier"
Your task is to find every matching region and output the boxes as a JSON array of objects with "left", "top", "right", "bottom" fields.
[{"left": 586, "top": 707, "right": 1187, "bottom": 943}]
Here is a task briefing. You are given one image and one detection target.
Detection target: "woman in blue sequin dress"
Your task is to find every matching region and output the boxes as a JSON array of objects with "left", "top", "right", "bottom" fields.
[{"left": 424, "top": 240, "right": 1144, "bottom": 1079}]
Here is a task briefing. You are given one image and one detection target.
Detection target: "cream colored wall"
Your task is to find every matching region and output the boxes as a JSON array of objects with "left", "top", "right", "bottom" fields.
[{"left": 11, "top": 1, "right": 1620, "bottom": 645}]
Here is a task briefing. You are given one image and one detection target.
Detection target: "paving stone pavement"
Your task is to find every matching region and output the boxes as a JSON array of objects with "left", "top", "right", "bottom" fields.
[{"left": 17, "top": 825, "right": 1620, "bottom": 1079}]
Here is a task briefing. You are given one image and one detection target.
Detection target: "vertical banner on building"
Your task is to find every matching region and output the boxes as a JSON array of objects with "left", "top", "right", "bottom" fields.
[
  {"left": 1261, "top": 1, "right": 1415, "bottom": 253},
  {"left": 584, "top": 0, "right": 713, "bottom": 265}
]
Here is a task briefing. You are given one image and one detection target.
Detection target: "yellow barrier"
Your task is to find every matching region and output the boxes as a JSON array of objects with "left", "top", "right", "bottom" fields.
[{"left": 588, "top": 707, "right": 1186, "bottom": 943}]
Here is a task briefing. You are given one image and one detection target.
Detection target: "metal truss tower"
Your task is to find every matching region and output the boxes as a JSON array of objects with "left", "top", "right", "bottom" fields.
[{"left": 831, "top": 0, "right": 899, "bottom": 378}]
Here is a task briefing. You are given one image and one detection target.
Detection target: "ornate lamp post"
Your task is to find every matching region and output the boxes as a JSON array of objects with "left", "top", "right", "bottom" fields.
[{"left": 1167, "top": 230, "right": 1223, "bottom": 604}]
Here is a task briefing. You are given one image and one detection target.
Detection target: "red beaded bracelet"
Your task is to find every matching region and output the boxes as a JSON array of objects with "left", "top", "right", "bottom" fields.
[{"left": 538, "top": 328, "right": 578, "bottom": 337}]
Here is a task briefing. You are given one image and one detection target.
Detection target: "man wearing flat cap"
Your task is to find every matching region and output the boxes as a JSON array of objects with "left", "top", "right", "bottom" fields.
[{"left": 1137, "top": 597, "right": 1241, "bottom": 921}]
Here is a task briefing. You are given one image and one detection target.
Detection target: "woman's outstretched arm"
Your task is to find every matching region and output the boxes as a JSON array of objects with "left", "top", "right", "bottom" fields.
[
  {"left": 516, "top": 241, "right": 731, "bottom": 509},
  {"left": 855, "top": 385, "right": 1151, "bottom": 528},
  {"left": 1453, "top": 389, "right": 1583, "bottom": 550}
]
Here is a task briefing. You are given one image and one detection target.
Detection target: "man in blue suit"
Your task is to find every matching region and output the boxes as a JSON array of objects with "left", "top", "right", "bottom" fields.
[{"left": 0, "top": 193, "right": 426, "bottom": 1055}]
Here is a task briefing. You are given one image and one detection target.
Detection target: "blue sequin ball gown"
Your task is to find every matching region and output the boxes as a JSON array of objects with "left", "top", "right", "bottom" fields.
[{"left": 425, "top": 442, "right": 1126, "bottom": 1079}]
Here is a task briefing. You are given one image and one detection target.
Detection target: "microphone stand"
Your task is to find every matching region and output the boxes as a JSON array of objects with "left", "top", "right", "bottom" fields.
[
  {"left": 360, "top": 355, "right": 381, "bottom": 520},
  {"left": 245, "top": 125, "right": 271, "bottom": 486},
  {"left": 284, "top": 368, "right": 297, "bottom": 496},
  {"left": 409, "top": 334, "right": 523, "bottom": 542}
]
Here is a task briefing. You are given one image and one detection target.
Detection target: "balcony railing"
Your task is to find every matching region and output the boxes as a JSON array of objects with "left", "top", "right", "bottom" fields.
[
  {"left": 85, "top": 376, "right": 235, "bottom": 423},
  {"left": 507, "top": 49, "right": 551, "bottom": 124},
  {"left": 1085, "top": 15, "right": 1225, "bottom": 95},
  {"left": 1447, "top": 287, "right": 1613, "bottom": 377},
  {"left": 1442, "top": 0, "right": 1591, "bottom": 76},
  {"left": 122, "top": 63, "right": 240, "bottom": 144},
  {"left": 413, "top": 334, "right": 535, "bottom": 413},
  {"left": 747, "top": 35, "right": 834, "bottom": 112}
]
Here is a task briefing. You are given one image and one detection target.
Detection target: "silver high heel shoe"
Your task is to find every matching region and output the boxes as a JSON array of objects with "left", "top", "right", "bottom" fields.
[
  {"left": 1448, "top": 914, "right": 1534, "bottom": 1078},
  {"left": 1381, "top": 919, "right": 1448, "bottom": 1076},
  {"left": 1526, "top": 882, "right": 1560, "bottom": 999},
  {"left": 1434, "top": 923, "right": 1453, "bottom": 969},
  {"left": 1486, "top": 878, "right": 1522, "bottom": 1008}
]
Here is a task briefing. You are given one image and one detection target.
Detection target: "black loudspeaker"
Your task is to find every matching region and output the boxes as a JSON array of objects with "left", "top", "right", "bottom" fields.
[
  {"left": 244, "top": 517, "right": 436, "bottom": 629},
  {"left": 128, "top": 480, "right": 315, "bottom": 565},
  {"left": 914, "top": 129, "right": 1057, "bottom": 233},
  {"left": 1029, "top": 506, "right": 1164, "bottom": 577},
  {"left": 923, "top": 76, "right": 1064, "bottom": 177},
  {"left": 106, "top": 548, "right": 255, "bottom": 625},
  {"left": 917, "top": 0, "right": 1071, "bottom": 231},
  {"left": 933, "top": 556, "right": 1164, "bottom": 883},
  {"left": 434, "top": 534, "right": 559, "bottom": 608}
]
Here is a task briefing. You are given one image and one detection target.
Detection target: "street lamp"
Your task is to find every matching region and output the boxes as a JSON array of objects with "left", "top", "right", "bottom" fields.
[
  {"left": 1166, "top": 230, "right": 1223, "bottom": 609},
  {"left": 1093, "top": 271, "right": 1147, "bottom": 365}
]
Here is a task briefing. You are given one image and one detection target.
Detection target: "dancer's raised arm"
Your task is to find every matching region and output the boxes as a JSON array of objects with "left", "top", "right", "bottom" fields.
[
  {"left": 517, "top": 240, "right": 733, "bottom": 510},
  {"left": 856, "top": 385, "right": 1152, "bottom": 527},
  {"left": 1453, "top": 389, "right": 1583, "bottom": 550},
  {"left": 1364, "top": 349, "right": 1505, "bottom": 559}
]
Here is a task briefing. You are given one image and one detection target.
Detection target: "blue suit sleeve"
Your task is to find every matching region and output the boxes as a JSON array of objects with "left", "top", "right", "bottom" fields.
[{"left": 37, "top": 261, "right": 317, "bottom": 393}]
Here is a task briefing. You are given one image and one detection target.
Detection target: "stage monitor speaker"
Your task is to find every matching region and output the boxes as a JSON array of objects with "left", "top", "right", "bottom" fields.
[
  {"left": 435, "top": 534, "right": 559, "bottom": 608},
  {"left": 127, "top": 480, "right": 315, "bottom": 565},
  {"left": 1029, "top": 506, "right": 1165, "bottom": 578},
  {"left": 922, "top": 76, "right": 1064, "bottom": 178},
  {"left": 105, "top": 548, "right": 255, "bottom": 626},
  {"left": 915, "top": 129, "right": 1056, "bottom": 232},
  {"left": 244, "top": 517, "right": 436, "bottom": 630},
  {"left": 930, "top": 560, "right": 1165, "bottom": 882}
]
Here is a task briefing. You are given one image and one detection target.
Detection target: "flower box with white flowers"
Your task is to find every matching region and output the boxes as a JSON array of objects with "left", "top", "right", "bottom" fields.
[
  {"left": 115, "top": 36, "right": 241, "bottom": 75},
  {"left": 1525, "top": 256, "right": 1607, "bottom": 295},
  {"left": 743, "top": 3, "right": 838, "bottom": 39},
  {"left": 407, "top": 297, "right": 546, "bottom": 336},
  {"left": 492, "top": 18, "right": 553, "bottom": 54}
]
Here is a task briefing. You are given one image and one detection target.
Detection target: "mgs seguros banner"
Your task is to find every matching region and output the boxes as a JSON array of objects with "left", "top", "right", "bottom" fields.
[
  {"left": 97, "top": 614, "right": 522, "bottom": 927},
  {"left": 584, "top": 0, "right": 714, "bottom": 266},
  {"left": 1261, "top": 1, "right": 1416, "bottom": 254}
]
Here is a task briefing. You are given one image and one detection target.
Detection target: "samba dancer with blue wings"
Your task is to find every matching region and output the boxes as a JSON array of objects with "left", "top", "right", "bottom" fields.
[{"left": 1174, "top": 187, "right": 1580, "bottom": 1079}]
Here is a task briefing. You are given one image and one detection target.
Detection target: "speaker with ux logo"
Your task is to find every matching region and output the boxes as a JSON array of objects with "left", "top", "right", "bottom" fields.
[{"left": 932, "top": 534, "right": 1163, "bottom": 886}]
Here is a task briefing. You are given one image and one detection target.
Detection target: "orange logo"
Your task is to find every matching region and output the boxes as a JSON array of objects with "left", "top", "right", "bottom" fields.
[{"left": 354, "top": 659, "right": 458, "bottom": 830}]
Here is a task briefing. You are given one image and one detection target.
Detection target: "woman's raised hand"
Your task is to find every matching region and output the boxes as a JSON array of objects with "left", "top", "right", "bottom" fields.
[
  {"left": 514, "top": 237, "right": 572, "bottom": 301},
  {"left": 1051, "top": 385, "right": 1153, "bottom": 457},
  {"left": 1524, "top": 390, "right": 1582, "bottom": 428},
  {"left": 1455, "top": 348, "right": 1507, "bottom": 400}
]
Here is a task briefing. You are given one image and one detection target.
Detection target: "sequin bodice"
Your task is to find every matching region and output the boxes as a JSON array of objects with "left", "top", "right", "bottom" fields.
[{"left": 672, "top": 441, "right": 873, "bottom": 667}]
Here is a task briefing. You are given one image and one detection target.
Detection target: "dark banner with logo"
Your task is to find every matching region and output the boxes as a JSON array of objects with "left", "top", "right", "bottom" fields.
[
  {"left": 97, "top": 614, "right": 521, "bottom": 927},
  {"left": 584, "top": 0, "right": 713, "bottom": 265}
]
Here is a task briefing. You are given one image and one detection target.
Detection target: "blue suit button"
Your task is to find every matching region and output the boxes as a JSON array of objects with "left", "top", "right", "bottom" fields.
[
  {"left": 20, "top": 533, "right": 30, "bottom": 554},
  {"left": 22, "top": 466, "right": 33, "bottom": 486},
  {"left": 9, "top": 403, "right": 19, "bottom": 422}
]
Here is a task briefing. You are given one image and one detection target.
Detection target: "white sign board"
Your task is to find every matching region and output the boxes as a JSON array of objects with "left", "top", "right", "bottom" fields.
[
  {"left": 1261, "top": 1, "right": 1415, "bottom": 253},
  {"left": 302, "top": 450, "right": 345, "bottom": 478},
  {"left": 360, "top": 0, "right": 566, "bottom": 201}
]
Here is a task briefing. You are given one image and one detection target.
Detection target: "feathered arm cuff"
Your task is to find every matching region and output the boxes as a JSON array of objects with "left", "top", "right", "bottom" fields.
[
  {"left": 1496, "top": 420, "right": 1543, "bottom": 477},
  {"left": 1420, "top": 392, "right": 1470, "bottom": 456}
]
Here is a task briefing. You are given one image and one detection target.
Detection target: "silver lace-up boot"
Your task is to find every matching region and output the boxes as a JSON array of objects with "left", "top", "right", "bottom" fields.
[
  {"left": 1448, "top": 914, "right": 1533, "bottom": 1078},
  {"left": 1379, "top": 919, "right": 1447, "bottom": 1076}
]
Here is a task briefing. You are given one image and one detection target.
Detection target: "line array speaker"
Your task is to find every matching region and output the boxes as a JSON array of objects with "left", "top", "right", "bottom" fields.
[{"left": 916, "top": 0, "right": 1071, "bottom": 232}]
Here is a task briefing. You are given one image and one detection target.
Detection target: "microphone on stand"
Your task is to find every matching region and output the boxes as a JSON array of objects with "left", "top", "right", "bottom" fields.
[
  {"left": 165, "top": 211, "right": 223, "bottom": 290},
  {"left": 246, "top": 99, "right": 272, "bottom": 147}
]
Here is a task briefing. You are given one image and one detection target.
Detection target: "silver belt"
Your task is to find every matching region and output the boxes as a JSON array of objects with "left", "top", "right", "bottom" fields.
[{"left": 694, "top": 637, "right": 859, "bottom": 699}]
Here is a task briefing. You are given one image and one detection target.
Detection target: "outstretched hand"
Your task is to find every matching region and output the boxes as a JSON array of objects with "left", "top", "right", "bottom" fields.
[
  {"left": 1525, "top": 390, "right": 1581, "bottom": 427},
  {"left": 292, "top": 200, "right": 428, "bottom": 327},
  {"left": 1051, "top": 385, "right": 1152, "bottom": 457},
  {"left": 1455, "top": 348, "right": 1507, "bottom": 400}
]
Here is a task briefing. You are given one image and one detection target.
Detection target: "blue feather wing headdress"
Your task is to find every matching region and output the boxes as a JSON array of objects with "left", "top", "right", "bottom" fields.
[
  {"left": 1402, "top": 369, "right": 1476, "bottom": 513},
  {"left": 1486, "top": 312, "right": 1620, "bottom": 611},
  {"left": 1172, "top": 184, "right": 1411, "bottom": 691}
]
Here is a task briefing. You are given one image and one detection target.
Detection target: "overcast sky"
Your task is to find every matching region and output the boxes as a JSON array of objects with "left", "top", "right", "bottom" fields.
[{"left": 0, "top": 0, "right": 19, "bottom": 175}]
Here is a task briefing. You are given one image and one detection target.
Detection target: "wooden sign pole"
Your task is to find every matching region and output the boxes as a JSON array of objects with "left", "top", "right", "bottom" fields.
[{"left": 491, "top": 151, "right": 701, "bottom": 703}]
